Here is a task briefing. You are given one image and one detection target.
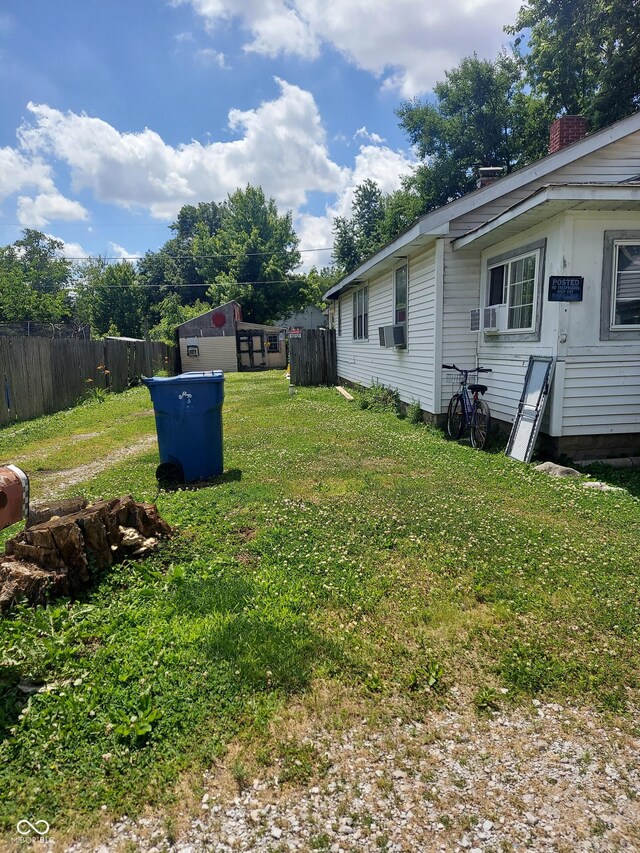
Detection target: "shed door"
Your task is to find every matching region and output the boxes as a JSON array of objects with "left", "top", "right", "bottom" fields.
[{"left": 506, "top": 356, "right": 555, "bottom": 463}]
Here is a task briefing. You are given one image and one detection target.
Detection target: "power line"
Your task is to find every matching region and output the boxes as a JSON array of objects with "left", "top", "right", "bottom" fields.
[
  {"left": 56, "top": 246, "right": 334, "bottom": 261},
  {"left": 44, "top": 279, "right": 319, "bottom": 291}
]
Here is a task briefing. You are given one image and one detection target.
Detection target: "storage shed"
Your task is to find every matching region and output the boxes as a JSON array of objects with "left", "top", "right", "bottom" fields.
[{"left": 177, "top": 301, "right": 287, "bottom": 373}]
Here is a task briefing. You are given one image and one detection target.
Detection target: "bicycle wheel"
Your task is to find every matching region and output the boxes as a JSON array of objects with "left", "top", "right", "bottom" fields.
[
  {"left": 446, "top": 394, "right": 465, "bottom": 439},
  {"left": 470, "top": 400, "right": 491, "bottom": 450}
]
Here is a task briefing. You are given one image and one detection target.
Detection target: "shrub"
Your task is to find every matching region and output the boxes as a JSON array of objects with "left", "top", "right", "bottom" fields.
[
  {"left": 357, "top": 381, "right": 403, "bottom": 416},
  {"left": 407, "top": 400, "right": 423, "bottom": 424}
]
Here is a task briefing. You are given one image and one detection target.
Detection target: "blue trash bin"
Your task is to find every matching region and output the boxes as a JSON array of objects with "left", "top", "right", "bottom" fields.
[{"left": 143, "top": 371, "right": 224, "bottom": 483}]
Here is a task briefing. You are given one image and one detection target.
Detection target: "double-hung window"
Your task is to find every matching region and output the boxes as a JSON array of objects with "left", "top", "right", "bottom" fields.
[
  {"left": 601, "top": 231, "right": 640, "bottom": 339},
  {"left": 487, "top": 248, "right": 541, "bottom": 331},
  {"left": 352, "top": 286, "right": 368, "bottom": 340},
  {"left": 611, "top": 241, "right": 640, "bottom": 328},
  {"left": 394, "top": 265, "right": 407, "bottom": 324},
  {"left": 485, "top": 240, "right": 546, "bottom": 341}
]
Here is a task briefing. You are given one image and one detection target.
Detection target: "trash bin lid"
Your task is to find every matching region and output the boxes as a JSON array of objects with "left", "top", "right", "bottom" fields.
[{"left": 143, "top": 371, "right": 224, "bottom": 386}]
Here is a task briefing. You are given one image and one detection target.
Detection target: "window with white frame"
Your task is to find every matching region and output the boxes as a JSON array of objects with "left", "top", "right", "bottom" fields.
[
  {"left": 611, "top": 242, "right": 640, "bottom": 328},
  {"left": 487, "top": 249, "right": 539, "bottom": 330},
  {"left": 352, "top": 286, "right": 368, "bottom": 340},
  {"left": 601, "top": 231, "right": 640, "bottom": 340},
  {"left": 394, "top": 264, "right": 408, "bottom": 325},
  {"left": 266, "top": 333, "right": 280, "bottom": 353}
]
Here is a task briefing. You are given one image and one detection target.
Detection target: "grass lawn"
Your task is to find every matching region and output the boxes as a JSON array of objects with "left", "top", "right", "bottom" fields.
[{"left": 1, "top": 372, "right": 639, "bottom": 838}]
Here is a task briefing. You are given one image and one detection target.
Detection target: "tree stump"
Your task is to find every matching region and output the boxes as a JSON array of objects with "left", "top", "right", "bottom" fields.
[{"left": 1, "top": 496, "right": 172, "bottom": 612}]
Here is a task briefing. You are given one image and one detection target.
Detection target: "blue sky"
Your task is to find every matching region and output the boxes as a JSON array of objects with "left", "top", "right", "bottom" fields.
[{"left": 0, "top": 0, "right": 522, "bottom": 270}]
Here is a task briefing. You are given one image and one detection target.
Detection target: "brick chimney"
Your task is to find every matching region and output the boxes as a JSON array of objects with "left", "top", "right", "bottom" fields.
[{"left": 549, "top": 115, "right": 588, "bottom": 153}]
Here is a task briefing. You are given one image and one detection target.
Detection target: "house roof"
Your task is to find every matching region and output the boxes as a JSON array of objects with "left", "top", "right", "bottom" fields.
[
  {"left": 323, "top": 110, "right": 640, "bottom": 300},
  {"left": 453, "top": 183, "right": 640, "bottom": 251}
]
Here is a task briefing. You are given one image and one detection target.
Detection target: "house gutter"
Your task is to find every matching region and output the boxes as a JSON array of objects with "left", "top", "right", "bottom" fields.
[{"left": 323, "top": 223, "right": 448, "bottom": 300}]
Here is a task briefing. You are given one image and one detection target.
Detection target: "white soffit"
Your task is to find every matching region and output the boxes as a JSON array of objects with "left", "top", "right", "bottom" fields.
[{"left": 453, "top": 184, "right": 640, "bottom": 251}]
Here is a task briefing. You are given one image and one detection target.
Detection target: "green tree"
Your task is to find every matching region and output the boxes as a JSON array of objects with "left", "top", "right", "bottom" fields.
[
  {"left": 0, "top": 231, "right": 73, "bottom": 322},
  {"left": 301, "top": 266, "right": 340, "bottom": 307},
  {"left": 508, "top": 0, "right": 640, "bottom": 128},
  {"left": 194, "top": 185, "right": 303, "bottom": 323},
  {"left": 397, "top": 53, "right": 552, "bottom": 212},
  {"left": 149, "top": 293, "right": 212, "bottom": 344},
  {"left": 333, "top": 179, "right": 388, "bottom": 273},
  {"left": 137, "top": 201, "right": 223, "bottom": 309},
  {"left": 89, "top": 262, "right": 145, "bottom": 338}
]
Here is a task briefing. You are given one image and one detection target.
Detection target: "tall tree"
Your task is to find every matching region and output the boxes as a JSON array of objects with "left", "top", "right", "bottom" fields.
[
  {"left": 88, "top": 262, "right": 145, "bottom": 338},
  {"left": 0, "top": 230, "right": 73, "bottom": 322},
  {"left": 333, "top": 179, "right": 388, "bottom": 273},
  {"left": 137, "top": 201, "right": 223, "bottom": 309},
  {"left": 396, "top": 53, "right": 552, "bottom": 212},
  {"left": 508, "top": 0, "right": 640, "bottom": 128},
  {"left": 194, "top": 185, "right": 303, "bottom": 323}
]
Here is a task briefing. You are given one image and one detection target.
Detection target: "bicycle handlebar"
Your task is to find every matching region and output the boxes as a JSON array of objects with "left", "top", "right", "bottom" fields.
[{"left": 442, "top": 364, "right": 492, "bottom": 373}]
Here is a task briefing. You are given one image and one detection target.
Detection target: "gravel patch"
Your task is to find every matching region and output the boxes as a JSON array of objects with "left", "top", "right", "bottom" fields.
[{"left": 65, "top": 697, "right": 640, "bottom": 852}]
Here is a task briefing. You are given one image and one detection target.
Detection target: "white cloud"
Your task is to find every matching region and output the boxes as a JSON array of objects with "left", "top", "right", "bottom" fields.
[
  {"left": 174, "top": 0, "right": 522, "bottom": 96},
  {"left": 297, "top": 142, "right": 415, "bottom": 270},
  {"left": 10, "top": 81, "right": 415, "bottom": 273},
  {"left": 16, "top": 192, "right": 88, "bottom": 227},
  {"left": 18, "top": 80, "right": 349, "bottom": 219},
  {"left": 45, "top": 234, "right": 89, "bottom": 260},
  {"left": 354, "top": 127, "right": 385, "bottom": 145},
  {"left": 196, "top": 47, "right": 227, "bottom": 67},
  {"left": 0, "top": 147, "right": 52, "bottom": 200},
  {"left": 108, "top": 241, "right": 138, "bottom": 263}
]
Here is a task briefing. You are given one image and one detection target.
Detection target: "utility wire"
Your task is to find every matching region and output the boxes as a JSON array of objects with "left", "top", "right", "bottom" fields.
[{"left": 56, "top": 245, "right": 334, "bottom": 261}]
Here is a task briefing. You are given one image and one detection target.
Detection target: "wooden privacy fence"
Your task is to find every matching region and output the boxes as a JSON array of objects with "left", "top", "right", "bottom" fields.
[
  {"left": 289, "top": 328, "right": 337, "bottom": 387},
  {"left": 0, "top": 337, "right": 173, "bottom": 426}
]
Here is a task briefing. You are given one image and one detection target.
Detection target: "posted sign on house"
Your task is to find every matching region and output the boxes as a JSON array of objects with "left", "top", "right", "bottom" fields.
[{"left": 548, "top": 276, "right": 584, "bottom": 301}]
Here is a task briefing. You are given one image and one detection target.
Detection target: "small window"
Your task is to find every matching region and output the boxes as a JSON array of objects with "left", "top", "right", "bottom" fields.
[
  {"left": 394, "top": 264, "right": 408, "bottom": 324},
  {"left": 352, "top": 285, "right": 368, "bottom": 340},
  {"left": 266, "top": 334, "right": 280, "bottom": 353},
  {"left": 487, "top": 250, "right": 538, "bottom": 330},
  {"left": 611, "top": 242, "right": 640, "bottom": 328}
]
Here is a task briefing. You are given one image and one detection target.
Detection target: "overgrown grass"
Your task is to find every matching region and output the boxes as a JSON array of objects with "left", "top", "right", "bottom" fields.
[{"left": 1, "top": 373, "right": 640, "bottom": 838}]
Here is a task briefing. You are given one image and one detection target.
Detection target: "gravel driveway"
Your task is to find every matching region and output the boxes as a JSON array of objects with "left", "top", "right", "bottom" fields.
[{"left": 64, "top": 694, "right": 640, "bottom": 853}]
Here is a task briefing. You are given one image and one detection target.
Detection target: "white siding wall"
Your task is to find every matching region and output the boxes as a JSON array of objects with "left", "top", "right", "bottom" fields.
[
  {"left": 336, "top": 245, "right": 438, "bottom": 411},
  {"left": 180, "top": 336, "right": 238, "bottom": 372},
  {"left": 440, "top": 133, "right": 640, "bottom": 417},
  {"left": 461, "top": 211, "right": 640, "bottom": 437},
  {"left": 560, "top": 213, "right": 640, "bottom": 435},
  {"left": 440, "top": 244, "right": 482, "bottom": 411}
]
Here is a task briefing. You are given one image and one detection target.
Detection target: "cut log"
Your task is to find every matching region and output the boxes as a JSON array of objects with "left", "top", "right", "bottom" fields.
[
  {"left": 26, "top": 497, "right": 88, "bottom": 529},
  {"left": 1, "top": 496, "right": 172, "bottom": 613}
]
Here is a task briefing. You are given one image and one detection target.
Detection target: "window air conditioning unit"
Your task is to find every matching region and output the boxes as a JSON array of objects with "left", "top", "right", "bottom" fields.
[
  {"left": 483, "top": 303, "right": 508, "bottom": 333},
  {"left": 378, "top": 324, "right": 406, "bottom": 348}
]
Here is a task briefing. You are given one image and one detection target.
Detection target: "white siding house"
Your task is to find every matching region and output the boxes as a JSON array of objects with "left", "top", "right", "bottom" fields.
[{"left": 324, "top": 113, "right": 640, "bottom": 459}]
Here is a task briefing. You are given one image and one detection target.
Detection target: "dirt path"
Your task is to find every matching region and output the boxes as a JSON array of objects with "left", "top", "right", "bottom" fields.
[{"left": 34, "top": 435, "right": 157, "bottom": 500}]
